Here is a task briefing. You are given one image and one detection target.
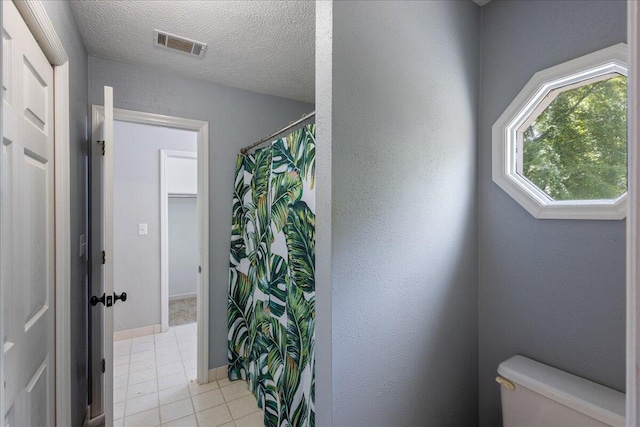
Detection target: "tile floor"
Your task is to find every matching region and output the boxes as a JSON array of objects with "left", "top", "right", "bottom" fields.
[{"left": 113, "top": 323, "right": 264, "bottom": 427}]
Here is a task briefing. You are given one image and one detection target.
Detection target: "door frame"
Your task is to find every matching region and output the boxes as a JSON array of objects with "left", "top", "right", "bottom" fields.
[
  {"left": 91, "top": 106, "right": 210, "bottom": 390},
  {"left": 160, "top": 150, "right": 198, "bottom": 332},
  {"left": 2, "top": 1, "right": 72, "bottom": 426}
]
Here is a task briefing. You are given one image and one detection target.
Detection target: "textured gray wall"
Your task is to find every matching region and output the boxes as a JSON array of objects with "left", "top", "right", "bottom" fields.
[
  {"left": 478, "top": 2, "right": 627, "bottom": 426},
  {"left": 40, "top": 2, "right": 89, "bottom": 426},
  {"left": 88, "top": 57, "right": 313, "bottom": 368},
  {"left": 330, "top": 2, "right": 480, "bottom": 425},
  {"left": 112, "top": 121, "right": 196, "bottom": 331},
  {"left": 169, "top": 198, "right": 198, "bottom": 299},
  {"left": 314, "top": 1, "right": 332, "bottom": 424}
]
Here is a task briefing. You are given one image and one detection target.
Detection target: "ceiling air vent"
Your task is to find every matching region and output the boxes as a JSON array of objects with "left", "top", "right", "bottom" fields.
[{"left": 153, "top": 30, "right": 207, "bottom": 59}]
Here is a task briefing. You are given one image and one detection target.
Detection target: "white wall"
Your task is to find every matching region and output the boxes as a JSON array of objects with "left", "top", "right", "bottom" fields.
[
  {"left": 113, "top": 120, "right": 197, "bottom": 331},
  {"left": 168, "top": 197, "right": 198, "bottom": 299}
]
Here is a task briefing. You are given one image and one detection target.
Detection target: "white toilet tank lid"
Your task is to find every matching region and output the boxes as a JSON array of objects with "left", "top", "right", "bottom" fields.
[{"left": 497, "top": 355, "right": 625, "bottom": 427}]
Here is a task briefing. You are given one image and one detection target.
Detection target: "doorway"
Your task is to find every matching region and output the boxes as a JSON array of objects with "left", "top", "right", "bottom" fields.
[
  {"left": 111, "top": 122, "right": 197, "bottom": 338},
  {"left": 90, "top": 106, "right": 209, "bottom": 424}
]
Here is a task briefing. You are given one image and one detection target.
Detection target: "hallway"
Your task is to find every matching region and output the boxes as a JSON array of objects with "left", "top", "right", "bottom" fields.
[{"left": 113, "top": 324, "right": 263, "bottom": 426}]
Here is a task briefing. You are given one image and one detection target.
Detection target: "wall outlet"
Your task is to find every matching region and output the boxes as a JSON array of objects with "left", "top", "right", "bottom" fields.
[{"left": 138, "top": 223, "right": 148, "bottom": 235}]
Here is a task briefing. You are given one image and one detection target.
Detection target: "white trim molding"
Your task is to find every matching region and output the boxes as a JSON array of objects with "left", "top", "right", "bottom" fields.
[
  {"left": 627, "top": 2, "right": 639, "bottom": 425},
  {"left": 196, "top": 121, "right": 210, "bottom": 386},
  {"left": 160, "top": 149, "right": 197, "bottom": 332},
  {"left": 92, "top": 106, "right": 211, "bottom": 386},
  {"left": 492, "top": 43, "right": 628, "bottom": 220},
  {"left": 53, "top": 60, "right": 71, "bottom": 427},
  {"left": 13, "top": 0, "right": 67, "bottom": 65},
  {"left": 9, "top": 1, "right": 73, "bottom": 426}
]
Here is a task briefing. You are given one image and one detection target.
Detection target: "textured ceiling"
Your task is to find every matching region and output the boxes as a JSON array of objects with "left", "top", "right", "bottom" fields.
[{"left": 70, "top": 1, "right": 315, "bottom": 102}]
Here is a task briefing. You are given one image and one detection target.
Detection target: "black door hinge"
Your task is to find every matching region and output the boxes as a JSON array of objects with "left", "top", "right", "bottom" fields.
[
  {"left": 102, "top": 251, "right": 106, "bottom": 264},
  {"left": 97, "top": 140, "right": 105, "bottom": 156},
  {"left": 198, "top": 266, "right": 201, "bottom": 273},
  {"left": 102, "top": 359, "right": 105, "bottom": 373}
]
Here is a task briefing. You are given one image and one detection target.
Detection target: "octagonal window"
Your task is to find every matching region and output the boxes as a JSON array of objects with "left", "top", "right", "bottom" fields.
[{"left": 492, "top": 44, "right": 628, "bottom": 220}]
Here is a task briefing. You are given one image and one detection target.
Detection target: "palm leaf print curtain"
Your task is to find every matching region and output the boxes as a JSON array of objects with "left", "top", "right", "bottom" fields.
[{"left": 228, "top": 124, "right": 315, "bottom": 427}]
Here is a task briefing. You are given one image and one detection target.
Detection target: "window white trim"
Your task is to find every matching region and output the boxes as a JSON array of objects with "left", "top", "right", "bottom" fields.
[{"left": 492, "top": 43, "right": 628, "bottom": 220}]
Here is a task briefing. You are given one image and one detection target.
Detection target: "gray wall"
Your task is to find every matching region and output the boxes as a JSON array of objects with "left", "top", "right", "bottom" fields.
[
  {"left": 478, "top": 2, "right": 627, "bottom": 426},
  {"left": 329, "top": 2, "right": 480, "bottom": 425},
  {"left": 169, "top": 197, "right": 198, "bottom": 299},
  {"left": 39, "top": 2, "right": 89, "bottom": 426},
  {"left": 88, "top": 56, "right": 313, "bottom": 368},
  {"left": 112, "top": 121, "right": 196, "bottom": 331},
  {"left": 314, "top": 1, "right": 332, "bottom": 425}
]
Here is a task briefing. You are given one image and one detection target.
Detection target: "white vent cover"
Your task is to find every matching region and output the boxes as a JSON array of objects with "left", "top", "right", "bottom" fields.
[{"left": 153, "top": 30, "right": 207, "bottom": 58}]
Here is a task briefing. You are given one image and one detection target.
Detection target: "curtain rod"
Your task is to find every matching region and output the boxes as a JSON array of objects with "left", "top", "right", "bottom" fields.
[{"left": 240, "top": 111, "right": 315, "bottom": 155}]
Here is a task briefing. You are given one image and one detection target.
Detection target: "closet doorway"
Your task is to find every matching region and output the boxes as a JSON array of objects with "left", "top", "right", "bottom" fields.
[{"left": 161, "top": 150, "right": 198, "bottom": 330}]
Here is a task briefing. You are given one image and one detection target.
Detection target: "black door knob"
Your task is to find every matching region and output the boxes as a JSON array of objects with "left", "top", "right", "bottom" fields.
[
  {"left": 114, "top": 292, "right": 127, "bottom": 304},
  {"left": 90, "top": 293, "right": 105, "bottom": 306}
]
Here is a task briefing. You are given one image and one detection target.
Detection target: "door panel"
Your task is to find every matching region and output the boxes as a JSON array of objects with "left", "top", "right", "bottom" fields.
[
  {"left": 1, "top": 2, "right": 55, "bottom": 426},
  {"left": 24, "top": 153, "right": 49, "bottom": 324},
  {"left": 22, "top": 60, "right": 47, "bottom": 132},
  {"left": 24, "top": 359, "right": 49, "bottom": 427},
  {"left": 103, "top": 85, "right": 114, "bottom": 427},
  {"left": 89, "top": 109, "right": 105, "bottom": 417},
  {"left": 1, "top": 142, "right": 14, "bottom": 350},
  {"left": 89, "top": 87, "right": 114, "bottom": 423}
]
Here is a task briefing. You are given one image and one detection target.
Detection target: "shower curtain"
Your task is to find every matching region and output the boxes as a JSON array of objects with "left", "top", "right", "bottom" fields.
[{"left": 228, "top": 124, "right": 315, "bottom": 427}]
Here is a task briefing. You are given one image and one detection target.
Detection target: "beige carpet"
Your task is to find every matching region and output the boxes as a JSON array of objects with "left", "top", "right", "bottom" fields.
[{"left": 169, "top": 297, "right": 197, "bottom": 326}]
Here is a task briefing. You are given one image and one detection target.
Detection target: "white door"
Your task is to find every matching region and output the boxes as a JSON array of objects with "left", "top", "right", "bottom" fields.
[
  {"left": 103, "top": 86, "right": 115, "bottom": 426},
  {"left": 2, "top": 1, "right": 55, "bottom": 426},
  {"left": 89, "top": 88, "right": 115, "bottom": 425}
]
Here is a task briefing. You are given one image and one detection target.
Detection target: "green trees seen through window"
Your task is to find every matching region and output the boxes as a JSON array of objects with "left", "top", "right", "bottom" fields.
[{"left": 521, "top": 74, "right": 627, "bottom": 201}]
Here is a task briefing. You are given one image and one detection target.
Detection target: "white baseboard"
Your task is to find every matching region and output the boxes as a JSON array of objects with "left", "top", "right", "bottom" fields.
[
  {"left": 169, "top": 292, "right": 197, "bottom": 301},
  {"left": 208, "top": 364, "right": 228, "bottom": 382},
  {"left": 113, "top": 323, "right": 162, "bottom": 341}
]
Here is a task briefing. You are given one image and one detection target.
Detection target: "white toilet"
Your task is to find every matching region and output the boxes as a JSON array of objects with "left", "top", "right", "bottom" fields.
[{"left": 497, "top": 355, "right": 625, "bottom": 427}]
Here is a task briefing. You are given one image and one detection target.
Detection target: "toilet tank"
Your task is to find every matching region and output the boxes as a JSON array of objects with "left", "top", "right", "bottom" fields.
[{"left": 497, "top": 356, "right": 625, "bottom": 427}]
